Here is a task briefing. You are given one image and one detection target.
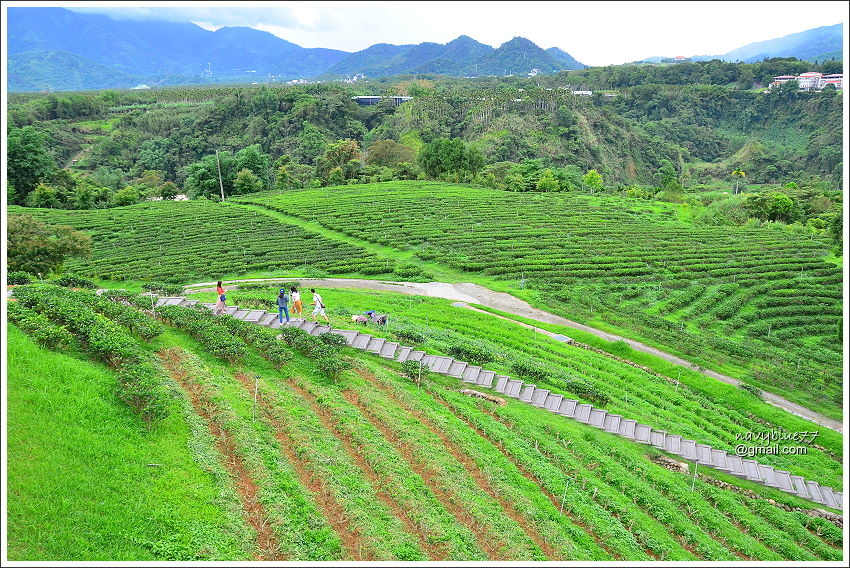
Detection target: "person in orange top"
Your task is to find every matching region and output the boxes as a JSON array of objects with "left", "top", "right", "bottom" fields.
[{"left": 215, "top": 281, "right": 226, "bottom": 315}]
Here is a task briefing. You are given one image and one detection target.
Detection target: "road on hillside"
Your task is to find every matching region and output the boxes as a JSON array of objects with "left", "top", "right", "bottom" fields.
[{"left": 186, "top": 277, "right": 843, "bottom": 434}]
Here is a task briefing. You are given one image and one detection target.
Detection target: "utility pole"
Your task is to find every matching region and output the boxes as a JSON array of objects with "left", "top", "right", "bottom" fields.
[{"left": 216, "top": 150, "right": 225, "bottom": 202}]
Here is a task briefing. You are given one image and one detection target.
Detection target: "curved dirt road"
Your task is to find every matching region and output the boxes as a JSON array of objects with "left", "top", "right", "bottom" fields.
[{"left": 186, "top": 277, "right": 843, "bottom": 433}]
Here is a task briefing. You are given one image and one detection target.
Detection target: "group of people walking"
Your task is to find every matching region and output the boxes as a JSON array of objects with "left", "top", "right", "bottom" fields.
[{"left": 214, "top": 281, "right": 329, "bottom": 324}]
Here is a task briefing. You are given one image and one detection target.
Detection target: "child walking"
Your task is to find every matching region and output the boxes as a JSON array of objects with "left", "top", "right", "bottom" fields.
[{"left": 310, "top": 288, "right": 329, "bottom": 323}]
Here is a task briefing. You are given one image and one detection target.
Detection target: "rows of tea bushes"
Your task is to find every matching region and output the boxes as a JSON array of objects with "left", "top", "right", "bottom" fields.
[
  {"left": 235, "top": 182, "right": 842, "bottom": 417},
  {"left": 190, "top": 286, "right": 842, "bottom": 491},
  {"left": 11, "top": 285, "right": 170, "bottom": 427},
  {"left": 8, "top": 201, "right": 394, "bottom": 282}
]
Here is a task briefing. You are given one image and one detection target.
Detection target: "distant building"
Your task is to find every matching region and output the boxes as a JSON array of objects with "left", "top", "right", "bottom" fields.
[
  {"left": 769, "top": 72, "right": 842, "bottom": 90},
  {"left": 131, "top": 84, "right": 151, "bottom": 89},
  {"left": 351, "top": 95, "right": 412, "bottom": 107},
  {"left": 572, "top": 90, "right": 593, "bottom": 96}
]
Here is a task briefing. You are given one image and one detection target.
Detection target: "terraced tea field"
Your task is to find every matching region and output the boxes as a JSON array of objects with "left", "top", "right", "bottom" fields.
[
  {"left": 7, "top": 201, "right": 396, "bottom": 282},
  {"left": 234, "top": 182, "right": 843, "bottom": 418},
  {"left": 7, "top": 285, "right": 843, "bottom": 561}
]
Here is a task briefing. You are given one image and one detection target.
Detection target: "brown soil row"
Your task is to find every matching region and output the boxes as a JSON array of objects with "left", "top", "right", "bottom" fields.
[
  {"left": 158, "top": 349, "right": 283, "bottom": 561},
  {"left": 340, "top": 387, "right": 511, "bottom": 560},
  {"left": 354, "top": 368, "right": 570, "bottom": 560},
  {"left": 231, "top": 371, "right": 364, "bottom": 561},
  {"left": 287, "top": 380, "right": 447, "bottom": 560}
]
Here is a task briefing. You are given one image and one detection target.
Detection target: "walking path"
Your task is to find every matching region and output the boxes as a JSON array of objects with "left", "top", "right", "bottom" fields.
[{"left": 185, "top": 278, "right": 843, "bottom": 434}]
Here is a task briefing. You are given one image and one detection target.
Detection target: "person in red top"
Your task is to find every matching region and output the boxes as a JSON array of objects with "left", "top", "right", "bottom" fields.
[{"left": 215, "top": 281, "right": 226, "bottom": 315}]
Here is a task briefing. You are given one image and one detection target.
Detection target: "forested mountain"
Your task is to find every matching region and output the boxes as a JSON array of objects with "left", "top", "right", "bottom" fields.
[
  {"left": 645, "top": 23, "right": 842, "bottom": 64},
  {"left": 6, "top": 7, "right": 585, "bottom": 91},
  {"left": 6, "top": 7, "right": 349, "bottom": 91}
]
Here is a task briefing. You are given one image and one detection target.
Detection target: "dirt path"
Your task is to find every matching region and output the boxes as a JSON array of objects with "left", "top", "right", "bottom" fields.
[{"left": 185, "top": 277, "right": 843, "bottom": 434}]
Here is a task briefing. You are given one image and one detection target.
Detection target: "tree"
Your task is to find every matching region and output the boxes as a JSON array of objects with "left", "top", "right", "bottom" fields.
[
  {"left": 730, "top": 169, "right": 746, "bottom": 194},
  {"left": 235, "top": 144, "right": 271, "bottom": 188},
  {"left": 536, "top": 169, "right": 560, "bottom": 192},
  {"left": 655, "top": 159, "right": 681, "bottom": 191},
  {"left": 109, "top": 186, "right": 140, "bottom": 207},
  {"left": 418, "top": 138, "right": 483, "bottom": 180},
  {"left": 582, "top": 169, "right": 604, "bottom": 193},
  {"left": 7, "top": 214, "right": 92, "bottom": 276},
  {"left": 366, "top": 139, "right": 416, "bottom": 167},
  {"left": 294, "top": 122, "right": 328, "bottom": 165},
  {"left": 316, "top": 139, "right": 361, "bottom": 181},
  {"left": 233, "top": 168, "right": 263, "bottom": 195},
  {"left": 184, "top": 151, "right": 237, "bottom": 200},
  {"left": 158, "top": 181, "right": 179, "bottom": 200},
  {"left": 7, "top": 124, "right": 57, "bottom": 204}
]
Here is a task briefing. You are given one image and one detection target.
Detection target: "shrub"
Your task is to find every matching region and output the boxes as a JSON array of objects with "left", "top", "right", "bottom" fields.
[
  {"left": 555, "top": 373, "right": 610, "bottom": 406},
  {"left": 394, "top": 263, "right": 433, "bottom": 281},
  {"left": 7, "top": 271, "right": 34, "bottom": 285},
  {"left": 116, "top": 363, "right": 170, "bottom": 429},
  {"left": 393, "top": 324, "right": 427, "bottom": 344},
  {"left": 316, "top": 356, "right": 352, "bottom": 380},
  {"left": 447, "top": 341, "right": 494, "bottom": 365},
  {"left": 8, "top": 302, "right": 75, "bottom": 349},
  {"left": 318, "top": 332, "right": 348, "bottom": 350},
  {"left": 510, "top": 358, "right": 549, "bottom": 382},
  {"left": 54, "top": 274, "right": 97, "bottom": 289}
]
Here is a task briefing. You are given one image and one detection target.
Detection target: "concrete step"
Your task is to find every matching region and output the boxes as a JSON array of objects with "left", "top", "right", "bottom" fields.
[
  {"left": 300, "top": 322, "right": 319, "bottom": 335},
  {"left": 650, "top": 430, "right": 667, "bottom": 449},
  {"left": 200, "top": 302, "right": 216, "bottom": 310},
  {"left": 395, "top": 345, "right": 413, "bottom": 362},
  {"left": 476, "top": 370, "right": 495, "bottom": 388},
  {"left": 223, "top": 306, "right": 239, "bottom": 315},
  {"left": 257, "top": 313, "right": 278, "bottom": 326},
  {"left": 462, "top": 365, "right": 482, "bottom": 383},
  {"left": 617, "top": 418, "right": 636, "bottom": 439},
  {"left": 365, "top": 337, "right": 386, "bottom": 354},
  {"left": 311, "top": 325, "right": 332, "bottom": 336},
  {"left": 633, "top": 423, "right": 652, "bottom": 444},
  {"left": 447, "top": 360, "right": 468, "bottom": 378},
  {"left": 695, "top": 444, "right": 713, "bottom": 465},
  {"left": 242, "top": 310, "right": 267, "bottom": 322},
  {"left": 519, "top": 384, "right": 536, "bottom": 403},
  {"left": 351, "top": 334, "right": 372, "bottom": 349},
  {"left": 741, "top": 459, "right": 762, "bottom": 482},
  {"left": 790, "top": 475, "right": 809, "bottom": 499},
  {"left": 426, "top": 356, "right": 453, "bottom": 374},
  {"left": 531, "top": 388, "right": 550, "bottom": 408},
  {"left": 819, "top": 486, "right": 838, "bottom": 509},
  {"left": 710, "top": 449, "right": 732, "bottom": 472},
  {"left": 726, "top": 454, "right": 747, "bottom": 478},
  {"left": 679, "top": 439, "right": 697, "bottom": 460},
  {"left": 558, "top": 399, "right": 578, "bottom": 418},
  {"left": 588, "top": 408, "right": 607, "bottom": 428},
  {"left": 407, "top": 350, "right": 426, "bottom": 363},
  {"left": 494, "top": 374, "right": 510, "bottom": 393},
  {"left": 603, "top": 413, "right": 622, "bottom": 434},
  {"left": 805, "top": 481, "right": 826, "bottom": 504},
  {"left": 330, "top": 329, "right": 359, "bottom": 345},
  {"left": 267, "top": 319, "right": 283, "bottom": 329},
  {"left": 758, "top": 464, "right": 780, "bottom": 488},
  {"left": 504, "top": 379, "right": 523, "bottom": 398},
  {"left": 574, "top": 404, "right": 592, "bottom": 423},
  {"left": 544, "top": 393, "right": 563, "bottom": 413},
  {"left": 182, "top": 299, "right": 199, "bottom": 307},
  {"left": 232, "top": 310, "right": 252, "bottom": 320},
  {"left": 379, "top": 341, "right": 399, "bottom": 359},
  {"left": 773, "top": 470, "right": 795, "bottom": 493},
  {"left": 663, "top": 434, "right": 682, "bottom": 455}
]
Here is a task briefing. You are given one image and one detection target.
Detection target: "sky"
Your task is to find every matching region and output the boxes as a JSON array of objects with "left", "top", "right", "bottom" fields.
[{"left": 10, "top": 1, "right": 850, "bottom": 66}]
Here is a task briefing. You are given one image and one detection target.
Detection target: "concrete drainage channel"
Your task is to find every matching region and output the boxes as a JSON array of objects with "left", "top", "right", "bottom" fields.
[{"left": 154, "top": 295, "right": 844, "bottom": 511}]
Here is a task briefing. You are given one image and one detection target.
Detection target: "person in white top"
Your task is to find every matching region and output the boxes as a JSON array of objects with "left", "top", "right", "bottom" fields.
[
  {"left": 290, "top": 287, "right": 302, "bottom": 317},
  {"left": 310, "top": 288, "right": 329, "bottom": 323}
]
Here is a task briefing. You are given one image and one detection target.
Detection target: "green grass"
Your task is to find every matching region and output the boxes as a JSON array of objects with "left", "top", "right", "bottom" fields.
[{"left": 6, "top": 325, "right": 252, "bottom": 561}]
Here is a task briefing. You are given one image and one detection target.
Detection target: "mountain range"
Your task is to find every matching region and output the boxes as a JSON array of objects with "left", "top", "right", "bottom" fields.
[
  {"left": 5, "top": 7, "right": 843, "bottom": 92},
  {"left": 6, "top": 7, "right": 585, "bottom": 92},
  {"left": 642, "top": 23, "right": 842, "bottom": 64}
]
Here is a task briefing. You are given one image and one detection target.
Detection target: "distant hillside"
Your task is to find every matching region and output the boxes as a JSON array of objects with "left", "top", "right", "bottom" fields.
[
  {"left": 7, "top": 7, "right": 585, "bottom": 90},
  {"left": 661, "top": 24, "right": 843, "bottom": 64},
  {"left": 322, "top": 35, "right": 584, "bottom": 78},
  {"left": 6, "top": 7, "right": 349, "bottom": 91}
]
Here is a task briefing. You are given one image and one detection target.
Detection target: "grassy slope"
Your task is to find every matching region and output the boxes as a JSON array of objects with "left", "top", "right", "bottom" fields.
[{"left": 6, "top": 325, "right": 252, "bottom": 561}]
